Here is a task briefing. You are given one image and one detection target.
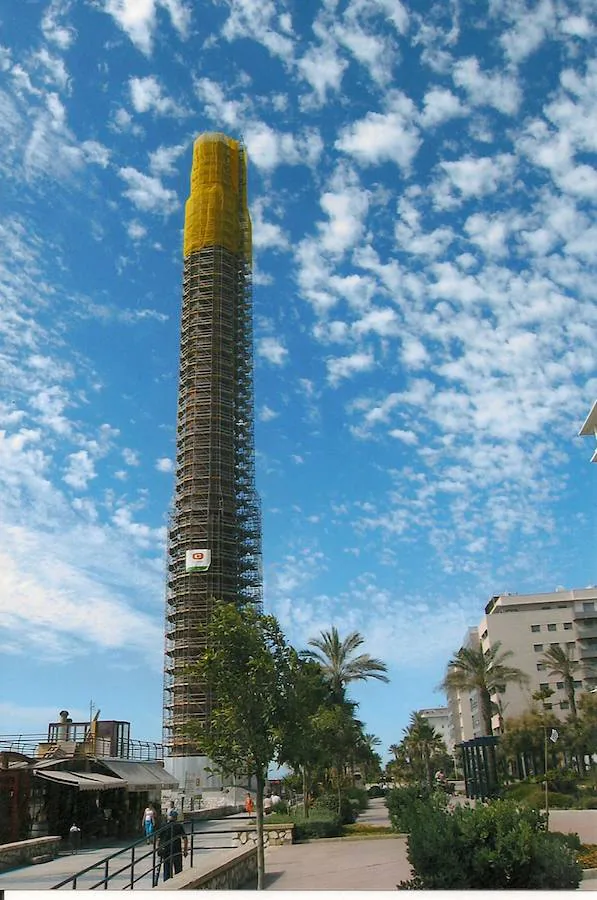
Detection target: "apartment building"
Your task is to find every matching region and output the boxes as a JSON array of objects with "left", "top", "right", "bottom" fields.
[
  {"left": 419, "top": 706, "right": 454, "bottom": 755},
  {"left": 446, "top": 588, "right": 597, "bottom": 743}
]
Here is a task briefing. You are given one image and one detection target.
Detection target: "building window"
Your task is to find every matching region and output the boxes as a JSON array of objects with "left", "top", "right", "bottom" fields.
[
  {"left": 537, "top": 663, "right": 546, "bottom": 671},
  {"left": 550, "top": 643, "right": 559, "bottom": 649},
  {"left": 533, "top": 644, "right": 543, "bottom": 652},
  {"left": 584, "top": 602, "right": 595, "bottom": 612},
  {"left": 544, "top": 703, "right": 553, "bottom": 710},
  {"left": 548, "top": 623, "right": 557, "bottom": 631},
  {"left": 539, "top": 683, "right": 549, "bottom": 690},
  {"left": 481, "top": 629, "right": 488, "bottom": 639},
  {"left": 531, "top": 625, "right": 540, "bottom": 632},
  {"left": 564, "top": 623, "right": 573, "bottom": 630},
  {"left": 557, "top": 681, "right": 564, "bottom": 689},
  {"left": 560, "top": 701, "right": 570, "bottom": 709},
  {"left": 574, "top": 680, "right": 582, "bottom": 687}
]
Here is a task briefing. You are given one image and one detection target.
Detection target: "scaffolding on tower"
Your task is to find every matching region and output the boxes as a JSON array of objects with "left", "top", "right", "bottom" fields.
[{"left": 163, "top": 134, "right": 263, "bottom": 757}]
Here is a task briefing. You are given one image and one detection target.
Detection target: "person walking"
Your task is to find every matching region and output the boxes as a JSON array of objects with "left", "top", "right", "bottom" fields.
[
  {"left": 69, "top": 823, "right": 81, "bottom": 854},
  {"left": 157, "top": 809, "right": 188, "bottom": 882},
  {"left": 244, "top": 793, "right": 254, "bottom": 814},
  {"left": 142, "top": 805, "right": 156, "bottom": 843}
]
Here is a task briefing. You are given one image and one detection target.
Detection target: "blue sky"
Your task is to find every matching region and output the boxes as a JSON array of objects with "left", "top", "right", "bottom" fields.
[{"left": 1, "top": 0, "right": 596, "bottom": 762}]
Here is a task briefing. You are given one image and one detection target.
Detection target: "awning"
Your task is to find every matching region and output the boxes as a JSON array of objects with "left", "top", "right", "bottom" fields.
[
  {"left": 34, "top": 770, "right": 126, "bottom": 791},
  {"left": 100, "top": 761, "right": 178, "bottom": 792}
]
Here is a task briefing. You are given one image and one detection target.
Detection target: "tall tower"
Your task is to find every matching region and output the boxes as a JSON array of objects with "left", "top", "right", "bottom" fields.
[{"left": 163, "top": 134, "right": 262, "bottom": 794}]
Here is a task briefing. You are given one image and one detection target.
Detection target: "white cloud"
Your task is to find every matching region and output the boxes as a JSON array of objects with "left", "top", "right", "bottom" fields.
[
  {"left": 244, "top": 122, "right": 323, "bottom": 172},
  {"left": 259, "top": 405, "right": 279, "bottom": 422},
  {"left": 123, "top": 448, "right": 140, "bottom": 466},
  {"left": 155, "top": 457, "right": 173, "bottom": 472},
  {"left": 220, "top": 0, "right": 294, "bottom": 60},
  {"left": 353, "top": 307, "right": 400, "bottom": 337},
  {"left": 318, "top": 172, "right": 370, "bottom": 256},
  {"left": 420, "top": 87, "right": 467, "bottom": 128},
  {"left": 297, "top": 42, "right": 348, "bottom": 104},
  {"left": 252, "top": 199, "right": 289, "bottom": 251},
  {"left": 440, "top": 153, "right": 516, "bottom": 198},
  {"left": 119, "top": 167, "right": 178, "bottom": 214},
  {"left": 336, "top": 91, "right": 420, "bottom": 170},
  {"left": 42, "top": 0, "right": 76, "bottom": 49},
  {"left": 102, "top": 0, "right": 191, "bottom": 55},
  {"left": 194, "top": 78, "right": 247, "bottom": 129},
  {"left": 500, "top": 0, "right": 555, "bottom": 64},
  {"left": 112, "top": 505, "right": 166, "bottom": 549},
  {"left": 127, "top": 220, "right": 147, "bottom": 241},
  {"left": 327, "top": 351, "right": 374, "bottom": 385},
  {"left": 453, "top": 57, "right": 522, "bottom": 115},
  {"left": 148, "top": 142, "right": 187, "bottom": 176},
  {"left": 257, "top": 336, "right": 288, "bottom": 366},
  {"left": 63, "top": 450, "right": 97, "bottom": 491},
  {"left": 129, "top": 76, "right": 182, "bottom": 116}
]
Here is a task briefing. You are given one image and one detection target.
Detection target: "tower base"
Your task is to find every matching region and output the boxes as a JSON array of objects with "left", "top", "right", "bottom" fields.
[{"left": 162, "top": 756, "right": 257, "bottom": 812}]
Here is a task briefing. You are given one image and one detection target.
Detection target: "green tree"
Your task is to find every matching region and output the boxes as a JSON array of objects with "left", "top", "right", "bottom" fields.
[
  {"left": 539, "top": 645, "right": 581, "bottom": 720},
  {"left": 403, "top": 713, "right": 446, "bottom": 786},
  {"left": 186, "top": 601, "right": 304, "bottom": 890},
  {"left": 440, "top": 641, "right": 529, "bottom": 736},
  {"left": 302, "top": 626, "right": 389, "bottom": 701}
]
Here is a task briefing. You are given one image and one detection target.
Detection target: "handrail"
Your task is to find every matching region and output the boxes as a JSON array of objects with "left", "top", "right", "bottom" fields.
[{"left": 51, "top": 816, "right": 244, "bottom": 890}]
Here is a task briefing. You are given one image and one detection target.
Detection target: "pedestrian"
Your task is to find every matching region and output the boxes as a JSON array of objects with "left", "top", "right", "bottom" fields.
[
  {"left": 271, "top": 791, "right": 282, "bottom": 809},
  {"left": 263, "top": 794, "right": 272, "bottom": 816},
  {"left": 69, "top": 823, "right": 81, "bottom": 854},
  {"left": 142, "top": 804, "right": 156, "bottom": 843},
  {"left": 157, "top": 809, "right": 188, "bottom": 882},
  {"left": 244, "top": 793, "right": 254, "bottom": 814}
]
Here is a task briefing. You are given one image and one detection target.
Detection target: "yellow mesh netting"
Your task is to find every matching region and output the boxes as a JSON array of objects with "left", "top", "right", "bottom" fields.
[{"left": 183, "top": 133, "right": 251, "bottom": 260}]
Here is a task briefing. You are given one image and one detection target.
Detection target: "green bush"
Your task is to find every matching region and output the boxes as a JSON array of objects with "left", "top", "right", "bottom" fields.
[
  {"left": 312, "top": 792, "right": 357, "bottom": 824},
  {"left": 265, "top": 807, "right": 342, "bottom": 839},
  {"left": 386, "top": 783, "right": 447, "bottom": 833},
  {"left": 546, "top": 769, "right": 579, "bottom": 795},
  {"left": 399, "top": 799, "right": 582, "bottom": 890},
  {"left": 344, "top": 786, "right": 369, "bottom": 811},
  {"left": 292, "top": 811, "right": 342, "bottom": 840}
]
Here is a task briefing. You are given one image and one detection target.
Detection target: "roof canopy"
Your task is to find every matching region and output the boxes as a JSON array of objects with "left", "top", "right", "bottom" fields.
[
  {"left": 100, "top": 760, "right": 178, "bottom": 792},
  {"left": 34, "top": 770, "right": 126, "bottom": 791}
]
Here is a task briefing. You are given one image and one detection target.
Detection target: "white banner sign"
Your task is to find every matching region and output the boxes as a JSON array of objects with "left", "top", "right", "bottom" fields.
[{"left": 185, "top": 549, "right": 211, "bottom": 572}]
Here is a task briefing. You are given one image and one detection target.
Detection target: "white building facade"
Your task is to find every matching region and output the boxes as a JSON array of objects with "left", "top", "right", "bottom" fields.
[{"left": 446, "top": 588, "right": 597, "bottom": 744}]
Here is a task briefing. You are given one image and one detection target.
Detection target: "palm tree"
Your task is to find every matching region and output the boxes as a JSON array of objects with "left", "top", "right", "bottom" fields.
[
  {"left": 539, "top": 645, "right": 581, "bottom": 720},
  {"left": 302, "top": 627, "right": 389, "bottom": 701},
  {"left": 403, "top": 712, "right": 445, "bottom": 785},
  {"left": 440, "top": 641, "right": 529, "bottom": 736}
]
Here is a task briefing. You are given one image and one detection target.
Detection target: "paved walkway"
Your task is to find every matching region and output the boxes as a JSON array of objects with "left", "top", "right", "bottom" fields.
[{"left": 264, "top": 797, "right": 411, "bottom": 891}]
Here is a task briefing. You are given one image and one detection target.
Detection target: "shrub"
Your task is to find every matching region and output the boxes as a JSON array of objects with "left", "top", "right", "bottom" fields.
[
  {"left": 399, "top": 798, "right": 582, "bottom": 890},
  {"left": 546, "top": 769, "right": 579, "bottom": 795},
  {"left": 386, "top": 783, "right": 447, "bottom": 833},
  {"left": 292, "top": 811, "right": 342, "bottom": 840},
  {"left": 266, "top": 807, "right": 342, "bottom": 839},
  {"left": 344, "top": 786, "right": 369, "bottom": 811},
  {"left": 312, "top": 792, "right": 357, "bottom": 825}
]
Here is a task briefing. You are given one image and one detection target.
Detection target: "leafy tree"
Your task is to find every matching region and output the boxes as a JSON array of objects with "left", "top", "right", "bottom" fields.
[
  {"left": 302, "top": 626, "right": 389, "bottom": 701},
  {"left": 277, "top": 659, "right": 332, "bottom": 817},
  {"left": 186, "top": 601, "right": 305, "bottom": 890},
  {"left": 539, "top": 645, "right": 582, "bottom": 720},
  {"left": 403, "top": 712, "right": 445, "bottom": 785},
  {"left": 440, "top": 641, "right": 529, "bottom": 736}
]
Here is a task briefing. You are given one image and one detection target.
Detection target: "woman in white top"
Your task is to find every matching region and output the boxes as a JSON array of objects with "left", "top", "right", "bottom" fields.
[{"left": 142, "top": 805, "right": 156, "bottom": 842}]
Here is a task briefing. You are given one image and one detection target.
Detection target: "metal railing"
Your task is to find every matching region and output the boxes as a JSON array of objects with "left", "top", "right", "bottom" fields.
[
  {"left": 0, "top": 736, "right": 164, "bottom": 762},
  {"left": 51, "top": 817, "right": 244, "bottom": 890}
]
